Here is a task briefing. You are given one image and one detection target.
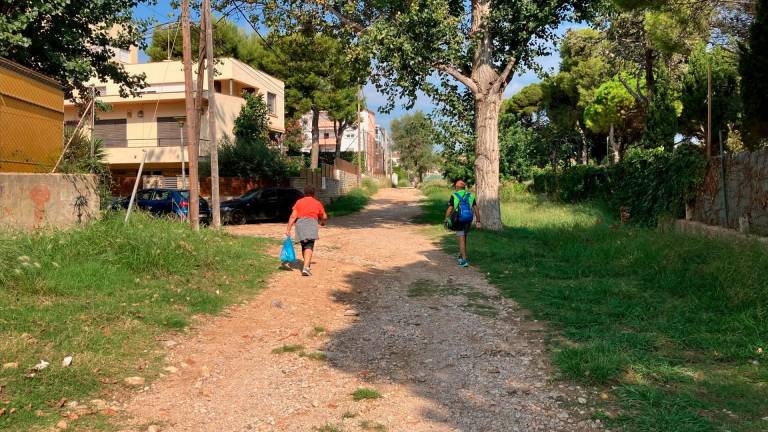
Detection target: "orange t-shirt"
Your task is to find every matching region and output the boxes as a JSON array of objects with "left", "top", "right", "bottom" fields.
[{"left": 293, "top": 197, "right": 326, "bottom": 220}]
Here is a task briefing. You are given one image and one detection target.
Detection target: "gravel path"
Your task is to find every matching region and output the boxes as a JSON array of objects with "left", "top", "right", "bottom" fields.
[{"left": 122, "top": 188, "right": 603, "bottom": 432}]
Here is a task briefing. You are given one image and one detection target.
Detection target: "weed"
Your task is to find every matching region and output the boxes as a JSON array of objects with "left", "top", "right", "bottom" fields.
[
  {"left": 271, "top": 344, "right": 306, "bottom": 354},
  {"left": 313, "top": 325, "right": 326, "bottom": 336},
  {"left": 352, "top": 388, "right": 382, "bottom": 401},
  {"left": 327, "top": 188, "right": 370, "bottom": 217},
  {"left": 314, "top": 423, "right": 342, "bottom": 432},
  {"left": 341, "top": 411, "right": 357, "bottom": 419},
  {"left": 359, "top": 420, "right": 387, "bottom": 431},
  {"left": 299, "top": 351, "right": 328, "bottom": 361}
]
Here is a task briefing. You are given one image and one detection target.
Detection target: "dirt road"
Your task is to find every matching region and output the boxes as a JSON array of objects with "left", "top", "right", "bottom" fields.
[{"left": 124, "top": 188, "right": 601, "bottom": 432}]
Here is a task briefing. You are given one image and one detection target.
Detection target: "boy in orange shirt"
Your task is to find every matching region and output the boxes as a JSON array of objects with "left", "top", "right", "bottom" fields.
[{"left": 285, "top": 185, "right": 328, "bottom": 276}]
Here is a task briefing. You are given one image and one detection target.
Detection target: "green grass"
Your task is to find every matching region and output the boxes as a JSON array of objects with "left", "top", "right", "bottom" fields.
[
  {"left": 0, "top": 212, "right": 276, "bottom": 431},
  {"left": 271, "top": 344, "right": 306, "bottom": 354},
  {"left": 420, "top": 186, "right": 768, "bottom": 432},
  {"left": 314, "top": 423, "right": 343, "bottom": 432},
  {"left": 351, "top": 388, "right": 382, "bottom": 401},
  {"left": 327, "top": 188, "right": 371, "bottom": 217},
  {"left": 299, "top": 351, "right": 328, "bottom": 361},
  {"left": 359, "top": 420, "right": 387, "bottom": 431}
]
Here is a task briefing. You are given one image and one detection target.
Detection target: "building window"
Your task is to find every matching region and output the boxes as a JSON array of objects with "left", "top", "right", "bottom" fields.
[
  {"left": 323, "top": 132, "right": 330, "bottom": 140},
  {"left": 94, "top": 119, "right": 127, "bottom": 147},
  {"left": 157, "top": 117, "right": 183, "bottom": 147},
  {"left": 267, "top": 92, "right": 276, "bottom": 115},
  {"left": 241, "top": 87, "right": 255, "bottom": 96},
  {"left": 214, "top": 81, "right": 222, "bottom": 93}
]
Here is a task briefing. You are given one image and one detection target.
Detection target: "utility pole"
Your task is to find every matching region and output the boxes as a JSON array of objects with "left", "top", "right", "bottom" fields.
[
  {"left": 204, "top": 0, "right": 221, "bottom": 229},
  {"left": 707, "top": 58, "right": 713, "bottom": 158},
  {"left": 356, "top": 94, "right": 362, "bottom": 186},
  {"left": 182, "top": 0, "right": 200, "bottom": 230},
  {"left": 90, "top": 84, "right": 96, "bottom": 158}
]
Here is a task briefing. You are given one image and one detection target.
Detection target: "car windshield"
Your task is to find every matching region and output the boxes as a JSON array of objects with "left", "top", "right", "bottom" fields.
[
  {"left": 178, "top": 191, "right": 190, "bottom": 200},
  {"left": 239, "top": 189, "right": 261, "bottom": 201}
]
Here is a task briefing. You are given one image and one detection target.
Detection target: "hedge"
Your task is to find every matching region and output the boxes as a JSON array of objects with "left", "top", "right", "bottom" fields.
[{"left": 531, "top": 145, "right": 708, "bottom": 226}]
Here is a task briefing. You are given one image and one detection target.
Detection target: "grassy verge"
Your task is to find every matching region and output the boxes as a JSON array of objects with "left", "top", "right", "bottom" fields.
[
  {"left": 0, "top": 212, "right": 276, "bottom": 431},
  {"left": 326, "top": 178, "right": 381, "bottom": 218},
  {"left": 420, "top": 186, "right": 768, "bottom": 432}
]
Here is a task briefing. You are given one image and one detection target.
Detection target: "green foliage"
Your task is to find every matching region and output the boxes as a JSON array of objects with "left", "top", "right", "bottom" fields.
[
  {"left": 351, "top": 388, "right": 382, "bottom": 401},
  {"left": 609, "top": 145, "right": 708, "bottom": 225},
  {"left": 234, "top": 93, "right": 271, "bottom": 142},
  {"left": 499, "top": 121, "right": 539, "bottom": 181},
  {"left": 146, "top": 19, "right": 270, "bottom": 65},
  {"left": 220, "top": 94, "right": 287, "bottom": 180},
  {"left": 390, "top": 111, "right": 437, "bottom": 183},
  {"left": 361, "top": 178, "right": 379, "bottom": 196},
  {"left": 0, "top": 212, "right": 275, "bottom": 431},
  {"left": 501, "top": 83, "right": 544, "bottom": 122},
  {"left": 642, "top": 70, "right": 681, "bottom": 150},
  {"left": 260, "top": 32, "right": 367, "bottom": 121},
  {"left": 218, "top": 136, "right": 287, "bottom": 180},
  {"left": 680, "top": 45, "right": 741, "bottom": 148},
  {"left": 0, "top": 1, "right": 150, "bottom": 99},
  {"left": 59, "top": 127, "right": 112, "bottom": 209},
  {"left": 420, "top": 185, "right": 768, "bottom": 432},
  {"left": 532, "top": 145, "right": 708, "bottom": 225},
  {"left": 584, "top": 76, "right": 644, "bottom": 136},
  {"left": 739, "top": 0, "right": 768, "bottom": 149}
]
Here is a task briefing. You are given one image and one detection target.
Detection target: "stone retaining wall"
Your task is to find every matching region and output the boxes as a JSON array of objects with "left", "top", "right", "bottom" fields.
[{"left": 693, "top": 149, "right": 768, "bottom": 236}]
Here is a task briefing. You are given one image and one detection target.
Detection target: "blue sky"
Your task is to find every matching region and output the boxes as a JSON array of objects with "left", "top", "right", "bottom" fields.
[{"left": 133, "top": 3, "right": 579, "bottom": 131}]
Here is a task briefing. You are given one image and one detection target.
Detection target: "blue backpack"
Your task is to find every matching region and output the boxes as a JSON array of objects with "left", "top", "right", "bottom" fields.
[{"left": 452, "top": 192, "right": 474, "bottom": 224}]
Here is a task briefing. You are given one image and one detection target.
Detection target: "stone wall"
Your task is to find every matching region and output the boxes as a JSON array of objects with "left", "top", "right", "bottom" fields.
[
  {"left": 289, "top": 166, "right": 358, "bottom": 204},
  {"left": 0, "top": 173, "right": 100, "bottom": 231},
  {"left": 692, "top": 149, "right": 768, "bottom": 236}
]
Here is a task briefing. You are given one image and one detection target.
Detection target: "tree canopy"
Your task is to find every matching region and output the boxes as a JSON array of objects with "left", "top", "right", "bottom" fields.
[
  {"left": 0, "top": 0, "right": 150, "bottom": 99},
  {"left": 391, "top": 111, "right": 437, "bottom": 184}
]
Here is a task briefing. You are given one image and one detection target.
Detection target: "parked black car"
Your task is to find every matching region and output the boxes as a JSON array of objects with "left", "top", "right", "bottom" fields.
[
  {"left": 115, "top": 188, "right": 211, "bottom": 223},
  {"left": 221, "top": 187, "right": 303, "bottom": 224}
]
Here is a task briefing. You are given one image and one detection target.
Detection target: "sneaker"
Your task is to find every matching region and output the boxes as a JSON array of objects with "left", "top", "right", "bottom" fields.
[
  {"left": 302, "top": 268, "right": 312, "bottom": 277},
  {"left": 458, "top": 258, "right": 469, "bottom": 267}
]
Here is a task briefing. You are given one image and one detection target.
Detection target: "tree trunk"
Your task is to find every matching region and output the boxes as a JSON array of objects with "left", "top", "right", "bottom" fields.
[
  {"left": 609, "top": 123, "right": 619, "bottom": 164},
  {"left": 334, "top": 121, "right": 346, "bottom": 161},
  {"left": 474, "top": 94, "right": 503, "bottom": 230},
  {"left": 310, "top": 108, "right": 320, "bottom": 169},
  {"left": 467, "top": 0, "right": 504, "bottom": 231},
  {"left": 644, "top": 47, "right": 655, "bottom": 102}
]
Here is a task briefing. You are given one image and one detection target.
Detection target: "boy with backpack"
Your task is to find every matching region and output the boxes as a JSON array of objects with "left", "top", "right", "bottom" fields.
[{"left": 444, "top": 180, "right": 481, "bottom": 267}]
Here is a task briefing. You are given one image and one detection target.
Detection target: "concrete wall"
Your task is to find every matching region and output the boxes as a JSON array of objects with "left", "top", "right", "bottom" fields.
[
  {"left": 0, "top": 173, "right": 100, "bottom": 231},
  {"left": 692, "top": 149, "right": 768, "bottom": 236}
]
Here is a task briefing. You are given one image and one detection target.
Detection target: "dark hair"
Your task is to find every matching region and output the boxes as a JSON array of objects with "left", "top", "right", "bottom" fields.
[{"left": 304, "top": 185, "right": 316, "bottom": 197}]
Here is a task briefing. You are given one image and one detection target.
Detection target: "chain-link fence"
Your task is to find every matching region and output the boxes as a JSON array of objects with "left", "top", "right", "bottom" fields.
[{"left": 0, "top": 57, "right": 64, "bottom": 173}]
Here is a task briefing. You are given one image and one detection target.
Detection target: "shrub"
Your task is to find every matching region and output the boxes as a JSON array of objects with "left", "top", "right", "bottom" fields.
[
  {"left": 361, "top": 177, "right": 379, "bottom": 195},
  {"left": 531, "top": 145, "right": 708, "bottom": 226}
]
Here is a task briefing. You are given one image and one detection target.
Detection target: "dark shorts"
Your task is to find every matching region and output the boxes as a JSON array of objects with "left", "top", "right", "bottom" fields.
[
  {"left": 453, "top": 222, "right": 472, "bottom": 237},
  {"left": 300, "top": 239, "right": 315, "bottom": 251}
]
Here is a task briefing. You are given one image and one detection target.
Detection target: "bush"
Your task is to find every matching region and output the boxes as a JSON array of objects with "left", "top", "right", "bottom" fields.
[
  {"left": 361, "top": 177, "right": 379, "bottom": 195},
  {"left": 532, "top": 145, "right": 708, "bottom": 226}
]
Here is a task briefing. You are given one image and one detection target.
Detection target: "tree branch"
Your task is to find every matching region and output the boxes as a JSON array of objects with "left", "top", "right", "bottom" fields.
[
  {"left": 435, "top": 63, "right": 478, "bottom": 94},
  {"left": 494, "top": 57, "right": 517, "bottom": 93},
  {"left": 617, "top": 74, "right": 647, "bottom": 105},
  {"left": 324, "top": 5, "right": 366, "bottom": 34}
]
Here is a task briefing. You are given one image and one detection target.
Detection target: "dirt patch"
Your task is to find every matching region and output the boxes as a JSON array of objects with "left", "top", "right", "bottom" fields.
[{"left": 119, "top": 188, "right": 602, "bottom": 431}]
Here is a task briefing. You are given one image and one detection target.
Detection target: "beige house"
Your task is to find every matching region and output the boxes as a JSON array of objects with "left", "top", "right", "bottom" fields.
[{"left": 64, "top": 57, "right": 284, "bottom": 180}]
